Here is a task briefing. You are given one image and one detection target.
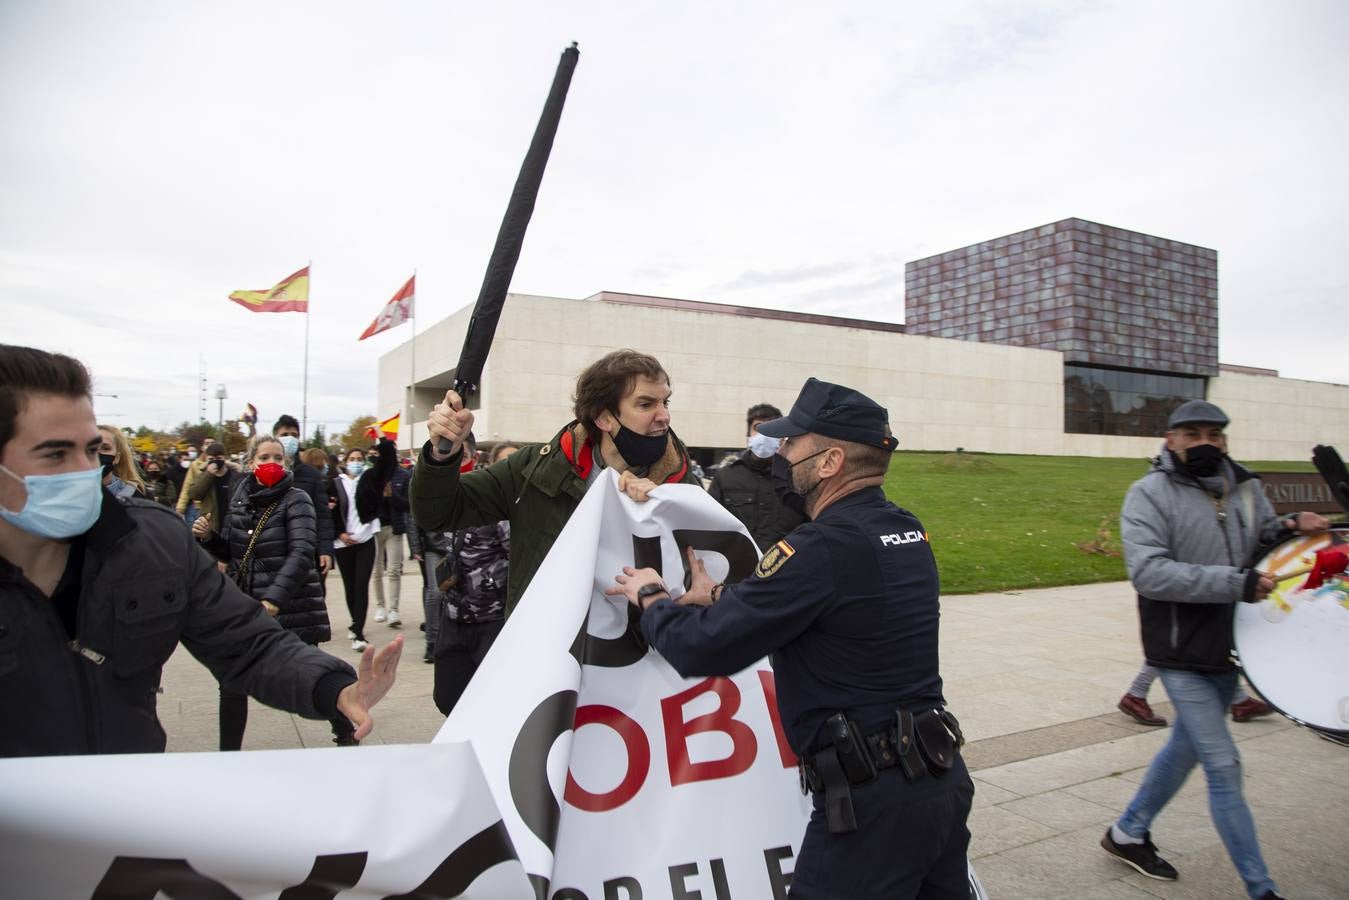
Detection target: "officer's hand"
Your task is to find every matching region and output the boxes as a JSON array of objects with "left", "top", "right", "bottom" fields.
[
  {"left": 618, "top": 470, "right": 658, "bottom": 502},
  {"left": 679, "top": 546, "right": 717, "bottom": 606},
  {"left": 336, "top": 634, "right": 404, "bottom": 740},
  {"left": 1253, "top": 571, "right": 1276, "bottom": 601},
  {"left": 606, "top": 566, "right": 665, "bottom": 607},
  {"left": 427, "top": 390, "right": 473, "bottom": 462}
]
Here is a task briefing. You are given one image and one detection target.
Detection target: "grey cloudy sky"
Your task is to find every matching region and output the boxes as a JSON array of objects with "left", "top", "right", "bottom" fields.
[{"left": 2, "top": 1, "right": 1346, "bottom": 435}]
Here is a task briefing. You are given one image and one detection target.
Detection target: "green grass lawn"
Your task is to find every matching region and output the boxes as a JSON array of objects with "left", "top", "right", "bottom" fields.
[{"left": 882, "top": 451, "right": 1318, "bottom": 595}]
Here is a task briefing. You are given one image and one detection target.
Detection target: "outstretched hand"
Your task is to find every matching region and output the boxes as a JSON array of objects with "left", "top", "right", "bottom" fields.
[{"left": 336, "top": 634, "right": 404, "bottom": 740}]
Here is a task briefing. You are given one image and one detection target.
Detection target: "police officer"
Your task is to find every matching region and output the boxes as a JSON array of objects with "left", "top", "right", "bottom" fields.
[{"left": 608, "top": 378, "right": 973, "bottom": 899}]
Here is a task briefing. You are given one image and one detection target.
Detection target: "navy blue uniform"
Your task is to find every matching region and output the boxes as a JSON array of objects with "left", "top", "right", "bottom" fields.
[{"left": 641, "top": 486, "right": 973, "bottom": 899}]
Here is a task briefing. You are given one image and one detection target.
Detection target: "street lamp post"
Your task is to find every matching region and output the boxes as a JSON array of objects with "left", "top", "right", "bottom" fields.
[{"left": 215, "top": 384, "right": 228, "bottom": 439}]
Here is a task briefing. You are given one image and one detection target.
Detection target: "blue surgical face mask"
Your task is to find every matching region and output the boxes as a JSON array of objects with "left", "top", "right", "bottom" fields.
[
  {"left": 278, "top": 435, "right": 300, "bottom": 458},
  {"left": 345, "top": 461, "right": 366, "bottom": 477},
  {"left": 0, "top": 464, "right": 104, "bottom": 539}
]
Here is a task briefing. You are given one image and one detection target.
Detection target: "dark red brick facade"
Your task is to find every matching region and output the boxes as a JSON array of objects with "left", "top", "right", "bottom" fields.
[{"left": 904, "top": 218, "right": 1218, "bottom": 377}]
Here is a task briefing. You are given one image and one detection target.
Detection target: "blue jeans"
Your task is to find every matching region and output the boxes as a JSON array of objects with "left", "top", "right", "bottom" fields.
[{"left": 1117, "top": 668, "right": 1276, "bottom": 899}]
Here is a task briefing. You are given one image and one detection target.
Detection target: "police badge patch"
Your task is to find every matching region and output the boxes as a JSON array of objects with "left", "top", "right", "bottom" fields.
[{"left": 755, "top": 539, "right": 795, "bottom": 578}]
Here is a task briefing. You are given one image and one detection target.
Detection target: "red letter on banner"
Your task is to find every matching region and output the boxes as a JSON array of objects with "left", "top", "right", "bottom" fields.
[
  {"left": 564, "top": 705, "right": 650, "bottom": 812},
  {"left": 660, "top": 677, "right": 757, "bottom": 785},
  {"left": 757, "top": 669, "right": 798, "bottom": 767}
]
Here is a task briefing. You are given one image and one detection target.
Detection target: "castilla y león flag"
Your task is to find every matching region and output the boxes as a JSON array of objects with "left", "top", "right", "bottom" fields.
[
  {"left": 227, "top": 266, "right": 310, "bottom": 313},
  {"left": 358, "top": 275, "right": 415, "bottom": 340}
]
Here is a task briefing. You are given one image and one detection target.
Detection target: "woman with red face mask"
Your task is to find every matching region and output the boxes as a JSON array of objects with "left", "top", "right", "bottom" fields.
[{"left": 194, "top": 434, "right": 354, "bottom": 749}]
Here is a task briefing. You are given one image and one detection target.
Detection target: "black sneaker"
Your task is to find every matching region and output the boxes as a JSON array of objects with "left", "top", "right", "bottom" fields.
[
  {"left": 1256, "top": 893, "right": 1286, "bottom": 900},
  {"left": 333, "top": 732, "right": 360, "bottom": 747},
  {"left": 1100, "top": 828, "right": 1178, "bottom": 880},
  {"left": 423, "top": 645, "right": 434, "bottom": 664}
]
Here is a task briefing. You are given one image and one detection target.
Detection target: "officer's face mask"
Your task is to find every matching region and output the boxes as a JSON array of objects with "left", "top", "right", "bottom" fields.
[
  {"left": 1175, "top": 442, "right": 1225, "bottom": 478},
  {"left": 772, "top": 447, "right": 829, "bottom": 516},
  {"left": 607, "top": 410, "right": 669, "bottom": 468},
  {"left": 0, "top": 463, "right": 104, "bottom": 539},
  {"left": 748, "top": 432, "right": 781, "bottom": 459}
]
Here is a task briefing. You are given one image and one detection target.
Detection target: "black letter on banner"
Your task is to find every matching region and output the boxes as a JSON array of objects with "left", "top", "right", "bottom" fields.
[
  {"left": 668, "top": 862, "right": 702, "bottom": 900},
  {"left": 565, "top": 533, "right": 663, "bottom": 669},
  {"left": 508, "top": 689, "right": 578, "bottom": 900},
  {"left": 92, "top": 857, "right": 240, "bottom": 899},
  {"left": 672, "top": 530, "right": 758, "bottom": 588},
  {"left": 763, "top": 846, "right": 794, "bottom": 900},
  {"left": 551, "top": 890, "right": 588, "bottom": 900},
  {"left": 277, "top": 852, "right": 367, "bottom": 899},
  {"left": 603, "top": 875, "right": 643, "bottom": 899},
  {"left": 384, "top": 819, "right": 519, "bottom": 899},
  {"left": 708, "top": 858, "right": 732, "bottom": 900}
]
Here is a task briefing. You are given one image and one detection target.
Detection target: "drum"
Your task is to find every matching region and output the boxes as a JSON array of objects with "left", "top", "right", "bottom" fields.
[{"left": 1234, "top": 526, "right": 1349, "bottom": 739}]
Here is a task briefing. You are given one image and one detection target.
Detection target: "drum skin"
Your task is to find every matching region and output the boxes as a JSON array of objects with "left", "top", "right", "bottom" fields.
[{"left": 1235, "top": 526, "right": 1349, "bottom": 738}]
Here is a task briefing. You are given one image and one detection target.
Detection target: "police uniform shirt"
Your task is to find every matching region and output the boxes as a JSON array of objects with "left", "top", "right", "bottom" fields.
[{"left": 640, "top": 485, "right": 945, "bottom": 756}]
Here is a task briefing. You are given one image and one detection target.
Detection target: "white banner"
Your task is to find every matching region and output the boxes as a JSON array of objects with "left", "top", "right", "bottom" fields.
[
  {"left": 0, "top": 742, "right": 532, "bottom": 897},
  {"left": 437, "top": 472, "right": 809, "bottom": 899}
]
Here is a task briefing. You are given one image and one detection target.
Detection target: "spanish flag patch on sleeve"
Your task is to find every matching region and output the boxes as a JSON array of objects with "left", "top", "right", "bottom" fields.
[{"left": 754, "top": 539, "right": 796, "bottom": 579}]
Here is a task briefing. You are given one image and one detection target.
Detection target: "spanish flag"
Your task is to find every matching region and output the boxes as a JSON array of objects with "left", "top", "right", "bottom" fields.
[
  {"left": 228, "top": 266, "right": 310, "bottom": 313},
  {"left": 365, "top": 412, "right": 401, "bottom": 441}
]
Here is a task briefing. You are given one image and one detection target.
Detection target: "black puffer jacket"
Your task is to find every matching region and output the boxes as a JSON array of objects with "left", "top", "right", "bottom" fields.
[
  {"left": 708, "top": 451, "right": 808, "bottom": 554},
  {"left": 209, "top": 472, "right": 330, "bottom": 644}
]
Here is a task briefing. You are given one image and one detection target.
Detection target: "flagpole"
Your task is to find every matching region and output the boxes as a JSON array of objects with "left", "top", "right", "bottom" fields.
[
  {"left": 302, "top": 259, "right": 311, "bottom": 441},
  {"left": 408, "top": 269, "right": 417, "bottom": 454}
]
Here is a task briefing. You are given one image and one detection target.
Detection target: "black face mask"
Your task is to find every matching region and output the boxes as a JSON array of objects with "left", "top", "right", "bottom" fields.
[
  {"left": 609, "top": 415, "right": 669, "bottom": 468},
  {"left": 1176, "top": 443, "right": 1225, "bottom": 478},
  {"left": 98, "top": 453, "right": 116, "bottom": 475},
  {"left": 772, "top": 448, "right": 828, "bottom": 516}
]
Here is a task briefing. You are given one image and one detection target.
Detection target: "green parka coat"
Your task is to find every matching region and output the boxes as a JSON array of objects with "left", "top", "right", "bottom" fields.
[{"left": 409, "top": 422, "right": 697, "bottom": 614}]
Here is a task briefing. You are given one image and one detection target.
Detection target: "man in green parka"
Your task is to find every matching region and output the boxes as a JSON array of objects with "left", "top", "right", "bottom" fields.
[{"left": 410, "top": 349, "right": 700, "bottom": 616}]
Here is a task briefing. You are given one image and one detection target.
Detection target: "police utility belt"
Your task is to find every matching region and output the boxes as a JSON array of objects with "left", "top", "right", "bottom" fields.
[{"left": 799, "top": 708, "right": 965, "bottom": 834}]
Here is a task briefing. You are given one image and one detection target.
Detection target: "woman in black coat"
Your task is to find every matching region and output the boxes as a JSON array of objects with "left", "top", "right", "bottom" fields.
[{"left": 194, "top": 434, "right": 355, "bottom": 749}]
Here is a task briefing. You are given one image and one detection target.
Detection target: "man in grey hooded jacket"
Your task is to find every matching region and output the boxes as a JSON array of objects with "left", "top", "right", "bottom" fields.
[{"left": 1100, "top": 399, "right": 1329, "bottom": 900}]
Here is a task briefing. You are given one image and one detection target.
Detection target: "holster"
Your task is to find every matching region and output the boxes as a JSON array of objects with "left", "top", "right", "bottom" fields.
[{"left": 812, "top": 747, "right": 858, "bottom": 834}]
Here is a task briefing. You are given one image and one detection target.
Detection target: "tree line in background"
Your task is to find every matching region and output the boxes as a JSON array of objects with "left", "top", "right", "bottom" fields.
[{"left": 120, "top": 416, "right": 380, "bottom": 458}]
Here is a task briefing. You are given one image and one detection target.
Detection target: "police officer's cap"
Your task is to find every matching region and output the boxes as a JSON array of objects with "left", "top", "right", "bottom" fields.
[
  {"left": 756, "top": 377, "right": 898, "bottom": 452},
  {"left": 1167, "top": 399, "right": 1229, "bottom": 429}
]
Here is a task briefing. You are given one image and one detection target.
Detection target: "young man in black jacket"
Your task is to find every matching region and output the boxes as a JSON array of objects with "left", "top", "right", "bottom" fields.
[
  {"left": 273, "top": 414, "right": 334, "bottom": 578},
  {"left": 707, "top": 402, "right": 807, "bottom": 553},
  {"left": 0, "top": 345, "right": 402, "bottom": 757}
]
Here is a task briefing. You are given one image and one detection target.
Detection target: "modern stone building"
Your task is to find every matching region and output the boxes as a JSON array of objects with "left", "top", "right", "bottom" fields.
[
  {"left": 906, "top": 218, "right": 1218, "bottom": 438},
  {"left": 379, "top": 219, "right": 1349, "bottom": 462}
]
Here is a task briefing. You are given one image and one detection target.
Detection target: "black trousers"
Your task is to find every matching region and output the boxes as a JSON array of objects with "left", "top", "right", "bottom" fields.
[
  {"left": 218, "top": 636, "right": 357, "bottom": 750},
  {"left": 334, "top": 539, "right": 376, "bottom": 641},
  {"left": 432, "top": 616, "right": 505, "bottom": 716},
  {"left": 789, "top": 755, "right": 974, "bottom": 899}
]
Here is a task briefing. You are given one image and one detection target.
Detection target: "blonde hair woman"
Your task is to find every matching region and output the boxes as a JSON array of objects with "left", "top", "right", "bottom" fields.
[
  {"left": 193, "top": 434, "right": 352, "bottom": 748},
  {"left": 97, "top": 424, "right": 145, "bottom": 499}
]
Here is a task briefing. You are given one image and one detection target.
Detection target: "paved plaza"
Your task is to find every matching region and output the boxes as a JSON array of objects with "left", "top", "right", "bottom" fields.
[{"left": 159, "top": 575, "right": 1349, "bottom": 899}]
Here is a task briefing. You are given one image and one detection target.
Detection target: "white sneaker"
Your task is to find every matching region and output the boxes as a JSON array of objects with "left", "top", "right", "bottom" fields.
[
  {"left": 387, "top": 609, "right": 402, "bottom": 628},
  {"left": 346, "top": 627, "right": 356, "bottom": 640},
  {"left": 352, "top": 638, "right": 369, "bottom": 652},
  {"left": 373, "top": 608, "right": 387, "bottom": 623}
]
